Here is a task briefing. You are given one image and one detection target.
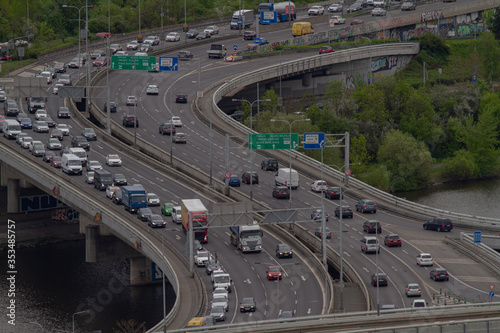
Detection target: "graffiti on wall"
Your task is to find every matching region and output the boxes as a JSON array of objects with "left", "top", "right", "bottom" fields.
[
  {"left": 345, "top": 75, "right": 356, "bottom": 91},
  {"left": 371, "top": 55, "right": 412, "bottom": 73},
  {"left": 51, "top": 207, "right": 80, "bottom": 224},
  {"left": 457, "top": 23, "right": 485, "bottom": 37},
  {"left": 402, "top": 26, "right": 437, "bottom": 41},
  {"left": 421, "top": 10, "right": 443, "bottom": 23}
]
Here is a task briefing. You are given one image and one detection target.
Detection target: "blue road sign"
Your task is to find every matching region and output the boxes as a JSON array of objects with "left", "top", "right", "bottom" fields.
[
  {"left": 474, "top": 231, "right": 481, "bottom": 244},
  {"left": 237, "top": 19, "right": 243, "bottom": 25},
  {"left": 260, "top": 11, "right": 278, "bottom": 24},
  {"left": 472, "top": 74, "right": 478, "bottom": 84},
  {"left": 233, "top": 45, "right": 238, "bottom": 51},
  {"left": 489, "top": 291, "right": 494, "bottom": 298},
  {"left": 159, "top": 56, "right": 178, "bottom": 71},
  {"left": 303, "top": 132, "right": 325, "bottom": 150}
]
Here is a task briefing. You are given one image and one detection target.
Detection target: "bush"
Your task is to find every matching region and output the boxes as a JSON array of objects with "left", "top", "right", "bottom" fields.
[
  {"left": 439, "top": 149, "right": 477, "bottom": 181},
  {"left": 357, "top": 165, "right": 390, "bottom": 191}
]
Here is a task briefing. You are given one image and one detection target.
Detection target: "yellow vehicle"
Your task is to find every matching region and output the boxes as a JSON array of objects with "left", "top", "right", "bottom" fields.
[
  {"left": 292, "top": 22, "right": 314, "bottom": 37},
  {"left": 186, "top": 316, "right": 214, "bottom": 328}
]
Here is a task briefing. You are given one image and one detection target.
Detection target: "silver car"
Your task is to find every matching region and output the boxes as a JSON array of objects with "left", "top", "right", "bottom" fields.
[
  {"left": 204, "top": 25, "right": 219, "bottom": 35},
  {"left": 416, "top": 253, "right": 434, "bottom": 266},
  {"left": 211, "top": 294, "right": 228, "bottom": 312},
  {"left": 405, "top": 283, "right": 421, "bottom": 297}
]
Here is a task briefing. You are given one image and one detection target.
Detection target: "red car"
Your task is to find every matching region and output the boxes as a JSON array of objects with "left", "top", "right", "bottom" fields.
[
  {"left": 350, "top": 19, "right": 365, "bottom": 25},
  {"left": 267, "top": 266, "right": 282, "bottom": 280},
  {"left": 93, "top": 57, "right": 108, "bottom": 67},
  {"left": 319, "top": 46, "right": 334, "bottom": 54},
  {"left": 50, "top": 155, "right": 62, "bottom": 168},
  {"left": 384, "top": 234, "right": 402, "bottom": 247}
]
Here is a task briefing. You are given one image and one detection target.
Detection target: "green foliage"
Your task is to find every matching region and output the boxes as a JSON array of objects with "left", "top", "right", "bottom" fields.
[
  {"left": 357, "top": 165, "right": 390, "bottom": 191},
  {"left": 484, "top": 7, "right": 500, "bottom": 40},
  {"left": 351, "top": 84, "right": 388, "bottom": 126},
  {"left": 415, "top": 33, "right": 450, "bottom": 67},
  {"left": 439, "top": 149, "right": 477, "bottom": 181},
  {"left": 350, "top": 134, "right": 371, "bottom": 167},
  {"left": 476, "top": 31, "right": 500, "bottom": 82}
]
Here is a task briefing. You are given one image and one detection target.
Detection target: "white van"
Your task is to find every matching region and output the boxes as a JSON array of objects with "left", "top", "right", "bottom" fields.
[
  {"left": 3, "top": 119, "right": 22, "bottom": 139},
  {"left": 172, "top": 206, "right": 182, "bottom": 224},
  {"left": 275, "top": 168, "right": 299, "bottom": 189},
  {"left": 61, "top": 154, "right": 83, "bottom": 175},
  {"left": 69, "top": 147, "right": 88, "bottom": 166}
]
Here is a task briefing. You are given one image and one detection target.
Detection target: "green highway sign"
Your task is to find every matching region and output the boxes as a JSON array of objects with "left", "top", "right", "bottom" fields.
[
  {"left": 110, "top": 55, "right": 156, "bottom": 71},
  {"left": 249, "top": 133, "right": 299, "bottom": 151}
]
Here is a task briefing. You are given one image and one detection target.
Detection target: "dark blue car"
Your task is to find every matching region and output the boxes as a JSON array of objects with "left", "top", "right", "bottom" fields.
[{"left": 20, "top": 118, "right": 32, "bottom": 129}]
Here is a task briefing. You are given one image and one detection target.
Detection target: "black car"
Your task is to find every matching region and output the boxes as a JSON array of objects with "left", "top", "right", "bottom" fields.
[
  {"left": 103, "top": 102, "right": 117, "bottom": 113},
  {"left": 159, "top": 123, "right": 176, "bottom": 135},
  {"left": 243, "top": 31, "right": 257, "bottom": 40},
  {"left": 324, "top": 186, "right": 342, "bottom": 200},
  {"left": 43, "top": 151, "right": 56, "bottom": 162},
  {"left": 112, "top": 190, "right": 122, "bottom": 205},
  {"left": 53, "top": 62, "right": 67, "bottom": 73},
  {"left": 335, "top": 205, "right": 353, "bottom": 218},
  {"left": 314, "top": 226, "right": 332, "bottom": 239},
  {"left": 137, "top": 208, "right": 153, "bottom": 221},
  {"left": 261, "top": 158, "right": 279, "bottom": 171},
  {"left": 423, "top": 217, "right": 453, "bottom": 232},
  {"left": 196, "top": 32, "right": 211, "bottom": 40},
  {"left": 71, "top": 136, "right": 90, "bottom": 151},
  {"left": 82, "top": 128, "right": 97, "bottom": 141},
  {"left": 356, "top": 199, "right": 377, "bottom": 213},
  {"left": 178, "top": 50, "right": 193, "bottom": 60},
  {"left": 50, "top": 129, "right": 64, "bottom": 141},
  {"left": 241, "top": 171, "right": 259, "bottom": 184},
  {"left": 40, "top": 116, "right": 55, "bottom": 127},
  {"left": 272, "top": 186, "right": 289, "bottom": 199},
  {"left": 276, "top": 244, "right": 293, "bottom": 258},
  {"left": 239, "top": 297, "right": 256, "bottom": 312},
  {"left": 147, "top": 214, "right": 166, "bottom": 228},
  {"left": 113, "top": 173, "right": 127, "bottom": 186},
  {"left": 185, "top": 29, "right": 200, "bottom": 38},
  {"left": 371, "top": 273, "right": 388, "bottom": 287},
  {"left": 363, "top": 220, "right": 382, "bottom": 234},
  {"left": 123, "top": 115, "right": 139, "bottom": 127},
  {"left": 430, "top": 268, "right": 449, "bottom": 281},
  {"left": 57, "top": 107, "right": 70, "bottom": 118},
  {"left": 175, "top": 92, "right": 188, "bottom": 103}
]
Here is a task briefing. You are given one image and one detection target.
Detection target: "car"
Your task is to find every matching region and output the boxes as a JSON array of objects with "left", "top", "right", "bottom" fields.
[
  {"left": 373, "top": 0, "right": 385, "bottom": 7},
  {"left": 363, "top": 220, "right": 382, "bottom": 233},
  {"left": 401, "top": 1, "right": 416, "bottom": 10},
  {"left": 103, "top": 102, "right": 117, "bottom": 113},
  {"left": 0, "top": 92, "right": 5, "bottom": 103},
  {"left": 371, "top": 7, "right": 387, "bottom": 16},
  {"left": 195, "top": 32, "right": 211, "bottom": 40},
  {"left": 34, "top": 109, "right": 47, "bottom": 120},
  {"left": 50, "top": 155, "right": 63, "bottom": 168},
  {"left": 356, "top": 199, "right": 377, "bottom": 213},
  {"left": 126, "top": 96, "right": 137, "bottom": 106},
  {"left": 335, "top": 205, "right": 353, "bottom": 218},
  {"left": 40, "top": 116, "right": 55, "bottom": 128},
  {"left": 106, "top": 154, "right": 122, "bottom": 166},
  {"left": 54, "top": 62, "right": 67, "bottom": 73},
  {"left": 161, "top": 203, "right": 174, "bottom": 216},
  {"left": 57, "top": 107, "right": 71, "bottom": 118},
  {"left": 315, "top": 226, "right": 332, "bottom": 239},
  {"left": 93, "top": 57, "right": 108, "bottom": 67},
  {"left": 33, "top": 121, "right": 49, "bottom": 133},
  {"left": 380, "top": 304, "right": 397, "bottom": 311},
  {"left": 112, "top": 189, "right": 122, "bottom": 204},
  {"left": 146, "top": 85, "right": 159, "bottom": 95},
  {"left": 112, "top": 173, "right": 127, "bottom": 186},
  {"left": 43, "top": 150, "right": 56, "bottom": 162},
  {"left": 16, "top": 113, "right": 28, "bottom": 122},
  {"left": 175, "top": 93, "right": 187, "bottom": 103},
  {"left": 194, "top": 250, "right": 210, "bottom": 267},
  {"left": 241, "top": 171, "right": 258, "bottom": 184},
  {"left": 46, "top": 138, "right": 62, "bottom": 150},
  {"left": 328, "top": 4, "right": 343, "bottom": 12},
  {"left": 423, "top": 217, "right": 453, "bottom": 232},
  {"left": 325, "top": 186, "right": 342, "bottom": 200},
  {"left": 115, "top": 51, "right": 128, "bottom": 56},
  {"left": 144, "top": 35, "right": 160, "bottom": 45},
  {"left": 416, "top": 253, "right": 434, "bottom": 266},
  {"left": 384, "top": 234, "right": 401, "bottom": 247},
  {"left": 185, "top": 29, "right": 200, "bottom": 39},
  {"left": 170, "top": 133, "right": 186, "bottom": 144},
  {"left": 308, "top": 5, "right": 325, "bottom": 15},
  {"left": 210, "top": 305, "right": 226, "bottom": 322},
  {"left": 213, "top": 287, "right": 229, "bottom": 301},
  {"left": 147, "top": 214, "right": 166, "bottom": 228},
  {"left": 56, "top": 123, "right": 70, "bottom": 136},
  {"left": 261, "top": 158, "right": 278, "bottom": 171},
  {"left": 166, "top": 32, "right": 181, "bottom": 42},
  {"left": 319, "top": 46, "right": 335, "bottom": 54},
  {"left": 351, "top": 19, "right": 365, "bottom": 25},
  {"left": 52, "top": 83, "right": 64, "bottom": 95},
  {"left": 405, "top": 283, "right": 421, "bottom": 297},
  {"left": 311, "top": 209, "right": 329, "bottom": 221},
  {"left": 224, "top": 175, "right": 240, "bottom": 187},
  {"left": 81, "top": 128, "right": 97, "bottom": 141},
  {"left": 84, "top": 171, "right": 94, "bottom": 183},
  {"left": 122, "top": 115, "right": 138, "bottom": 127},
  {"left": 243, "top": 31, "right": 257, "bottom": 40},
  {"left": 46, "top": 67, "right": 57, "bottom": 79},
  {"left": 371, "top": 273, "right": 388, "bottom": 287},
  {"left": 16, "top": 133, "right": 29, "bottom": 144},
  {"left": 137, "top": 208, "right": 153, "bottom": 221},
  {"left": 109, "top": 44, "right": 122, "bottom": 54},
  {"left": 71, "top": 136, "right": 90, "bottom": 151},
  {"left": 230, "top": 110, "right": 244, "bottom": 120},
  {"left": 86, "top": 160, "right": 103, "bottom": 172},
  {"left": 37, "top": 71, "right": 52, "bottom": 84},
  {"left": 140, "top": 44, "right": 152, "bottom": 53},
  {"left": 105, "top": 186, "right": 120, "bottom": 199},
  {"left": 126, "top": 40, "right": 139, "bottom": 50},
  {"left": 20, "top": 136, "right": 33, "bottom": 149},
  {"left": 239, "top": 297, "right": 256, "bottom": 312},
  {"left": 361, "top": 236, "right": 379, "bottom": 253},
  {"left": 267, "top": 266, "right": 282, "bottom": 280},
  {"left": 272, "top": 186, "right": 290, "bottom": 199},
  {"left": 147, "top": 193, "right": 161, "bottom": 206},
  {"left": 178, "top": 50, "right": 193, "bottom": 60},
  {"left": 91, "top": 49, "right": 105, "bottom": 59},
  {"left": 430, "top": 268, "right": 449, "bottom": 281},
  {"left": 279, "top": 310, "right": 294, "bottom": 322},
  {"left": 30, "top": 141, "right": 46, "bottom": 157},
  {"left": 170, "top": 116, "right": 182, "bottom": 127},
  {"left": 159, "top": 123, "right": 176, "bottom": 135},
  {"left": 57, "top": 74, "right": 72, "bottom": 86},
  {"left": 206, "top": 260, "right": 222, "bottom": 275},
  {"left": 211, "top": 294, "right": 229, "bottom": 312},
  {"left": 68, "top": 58, "right": 82, "bottom": 69},
  {"left": 311, "top": 180, "right": 328, "bottom": 192},
  {"left": 19, "top": 118, "right": 32, "bottom": 129},
  {"left": 411, "top": 300, "right": 427, "bottom": 308},
  {"left": 347, "top": 3, "right": 363, "bottom": 13},
  {"left": 204, "top": 25, "right": 219, "bottom": 35},
  {"left": 276, "top": 243, "right": 293, "bottom": 258}
]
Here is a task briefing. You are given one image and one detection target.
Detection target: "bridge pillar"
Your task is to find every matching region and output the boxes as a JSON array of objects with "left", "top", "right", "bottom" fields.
[
  {"left": 7, "top": 178, "right": 20, "bottom": 213},
  {"left": 86, "top": 224, "right": 99, "bottom": 263},
  {"left": 302, "top": 73, "right": 312, "bottom": 87},
  {"left": 130, "top": 256, "right": 154, "bottom": 286}
]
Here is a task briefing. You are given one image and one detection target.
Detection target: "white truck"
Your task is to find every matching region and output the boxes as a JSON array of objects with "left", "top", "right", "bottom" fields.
[
  {"left": 207, "top": 44, "right": 227, "bottom": 59},
  {"left": 230, "top": 9, "right": 255, "bottom": 29},
  {"left": 230, "top": 225, "right": 263, "bottom": 253}
]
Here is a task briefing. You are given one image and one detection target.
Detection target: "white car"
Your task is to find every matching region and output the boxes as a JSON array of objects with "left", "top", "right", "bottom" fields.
[
  {"left": 211, "top": 294, "right": 229, "bottom": 312},
  {"left": 416, "top": 253, "right": 434, "bottom": 266},
  {"left": 106, "top": 186, "right": 120, "bottom": 199},
  {"left": 126, "top": 96, "right": 137, "bottom": 106},
  {"left": 371, "top": 7, "right": 387, "bottom": 16},
  {"left": 35, "top": 109, "right": 47, "bottom": 120},
  {"left": 147, "top": 193, "right": 161, "bottom": 206},
  {"left": 106, "top": 154, "right": 122, "bottom": 166},
  {"left": 308, "top": 5, "right": 325, "bottom": 16},
  {"left": 115, "top": 51, "right": 128, "bottom": 56},
  {"left": 311, "top": 180, "right": 328, "bottom": 192},
  {"left": 171, "top": 116, "right": 182, "bottom": 127},
  {"left": 172, "top": 206, "right": 182, "bottom": 224},
  {"left": 33, "top": 121, "right": 49, "bottom": 133},
  {"left": 194, "top": 250, "right": 210, "bottom": 266},
  {"left": 57, "top": 123, "right": 70, "bottom": 135},
  {"left": 38, "top": 71, "right": 53, "bottom": 84},
  {"left": 213, "top": 287, "right": 229, "bottom": 301},
  {"left": 20, "top": 136, "right": 33, "bottom": 149},
  {"left": 328, "top": 3, "right": 343, "bottom": 12},
  {"left": 126, "top": 40, "right": 139, "bottom": 50},
  {"left": 144, "top": 35, "right": 160, "bottom": 45},
  {"left": 373, "top": 0, "right": 386, "bottom": 7},
  {"left": 204, "top": 25, "right": 219, "bottom": 35},
  {"left": 165, "top": 32, "right": 181, "bottom": 42},
  {"left": 330, "top": 15, "right": 346, "bottom": 25},
  {"left": 146, "top": 84, "right": 159, "bottom": 95},
  {"left": 86, "top": 160, "right": 103, "bottom": 171},
  {"left": 53, "top": 83, "right": 64, "bottom": 95}
]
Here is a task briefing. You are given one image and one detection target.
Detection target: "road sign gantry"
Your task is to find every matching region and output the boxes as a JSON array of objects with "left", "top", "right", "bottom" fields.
[{"left": 249, "top": 133, "right": 299, "bottom": 151}]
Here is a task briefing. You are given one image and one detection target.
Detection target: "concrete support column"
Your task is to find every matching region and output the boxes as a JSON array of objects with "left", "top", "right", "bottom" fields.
[
  {"left": 130, "top": 256, "right": 153, "bottom": 286},
  {"left": 7, "top": 178, "right": 20, "bottom": 213},
  {"left": 302, "top": 73, "right": 312, "bottom": 87},
  {"left": 86, "top": 225, "right": 99, "bottom": 263}
]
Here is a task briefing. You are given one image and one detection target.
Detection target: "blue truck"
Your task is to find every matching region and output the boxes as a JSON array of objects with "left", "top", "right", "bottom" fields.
[
  {"left": 259, "top": 2, "right": 296, "bottom": 24},
  {"left": 121, "top": 185, "right": 147, "bottom": 213}
]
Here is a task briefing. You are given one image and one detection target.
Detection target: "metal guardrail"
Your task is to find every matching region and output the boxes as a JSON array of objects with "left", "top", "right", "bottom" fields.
[{"left": 456, "top": 233, "right": 500, "bottom": 277}]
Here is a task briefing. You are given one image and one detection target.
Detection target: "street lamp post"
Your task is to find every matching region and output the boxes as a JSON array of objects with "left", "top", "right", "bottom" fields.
[
  {"left": 270, "top": 118, "right": 310, "bottom": 206},
  {"left": 233, "top": 98, "right": 271, "bottom": 201},
  {"left": 62, "top": 4, "right": 86, "bottom": 69},
  {"left": 72, "top": 310, "right": 90, "bottom": 333}
]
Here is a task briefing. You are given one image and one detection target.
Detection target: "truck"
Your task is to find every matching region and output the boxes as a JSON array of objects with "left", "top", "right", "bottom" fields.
[
  {"left": 258, "top": 1, "right": 296, "bottom": 23},
  {"left": 121, "top": 185, "right": 147, "bottom": 213},
  {"left": 230, "top": 225, "right": 263, "bottom": 253},
  {"left": 207, "top": 44, "right": 227, "bottom": 59},
  {"left": 230, "top": 9, "right": 255, "bottom": 30},
  {"left": 27, "top": 97, "right": 46, "bottom": 113},
  {"left": 181, "top": 199, "right": 209, "bottom": 243}
]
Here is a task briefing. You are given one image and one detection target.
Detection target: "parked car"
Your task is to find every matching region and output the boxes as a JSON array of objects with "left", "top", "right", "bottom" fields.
[
  {"left": 178, "top": 50, "right": 193, "bottom": 60},
  {"left": 356, "top": 199, "right": 377, "bottom": 213},
  {"left": 272, "top": 186, "right": 290, "bottom": 199},
  {"left": 315, "top": 226, "right": 332, "bottom": 239},
  {"left": 423, "top": 217, "right": 453, "bottom": 232},
  {"left": 363, "top": 220, "right": 382, "bottom": 234},
  {"left": 430, "top": 268, "right": 449, "bottom": 281},
  {"left": 311, "top": 209, "right": 329, "bottom": 221},
  {"left": 371, "top": 273, "right": 388, "bottom": 287},
  {"left": 384, "top": 234, "right": 401, "bottom": 247},
  {"left": 335, "top": 205, "right": 353, "bottom": 218},
  {"left": 276, "top": 243, "right": 293, "bottom": 258},
  {"left": 405, "top": 283, "right": 421, "bottom": 297},
  {"left": 416, "top": 253, "right": 434, "bottom": 266}
]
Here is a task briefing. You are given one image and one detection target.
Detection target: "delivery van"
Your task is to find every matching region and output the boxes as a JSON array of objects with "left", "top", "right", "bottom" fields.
[
  {"left": 3, "top": 119, "right": 22, "bottom": 139},
  {"left": 275, "top": 168, "right": 299, "bottom": 189},
  {"left": 94, "top": 169, "right": 113, "bottom": 190},
  {"left": 61, "top": 154, "right": 83, "bottom": 175},
  {"left": 185, "top": 316, "right": 214, "bottom": 327},
  {"left": 292, "top": 22, "right": 314, "bottom": 37},
  {"left": 69, "top": 147, "right": 88, "bottom": 166}
]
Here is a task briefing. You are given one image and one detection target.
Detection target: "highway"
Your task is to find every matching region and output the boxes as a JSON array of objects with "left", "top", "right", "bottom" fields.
[{"left": 4, "top": 0, "right": 500, "bottom": 329}]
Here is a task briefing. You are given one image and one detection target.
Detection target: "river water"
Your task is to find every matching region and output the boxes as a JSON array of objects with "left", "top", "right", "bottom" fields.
[{"left": 0, "top": 239, "right": 173, "bottom": 333}]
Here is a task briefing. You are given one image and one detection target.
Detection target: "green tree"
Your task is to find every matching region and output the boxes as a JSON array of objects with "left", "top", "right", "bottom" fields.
[
  {"left": 476, "top": 31, "right": 500, "bottom": 82},
  {"left": 351, "top": 84, "right": 388, "bottom": 126},
  {"left": 399, "top": 87, "right": 436, "bottom": 143},
  {"left": 439, "top": 149, "right": 477, "bottom": 181},
  {"left": 324, "top": 79, "right": 348, "bottom": 116},
  {"left": 484, "top": 7, "right": 500, "bottom": 40},
  {"left": 350, "top": 134, "right": 370, "bottom": 167}
]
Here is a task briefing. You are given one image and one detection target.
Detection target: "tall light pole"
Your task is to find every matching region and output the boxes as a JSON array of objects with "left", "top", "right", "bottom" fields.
[
  {"left": 62, "top": 4, "right": 87, "bottom": 67},
  {"left": 270, "top": 118, "right": 310, "bottom": 206},
  {"left": 233, "top": 98, "right": 270, "bottom": 201},
  {"left": 139, "top": 0, "right": 141, "bottom": 37},
  {"left": 361, "top": 37, "right": 372, "bottom": 84},
  {"left": 72, "top": 310, "right": 90, "bottom": 333}
]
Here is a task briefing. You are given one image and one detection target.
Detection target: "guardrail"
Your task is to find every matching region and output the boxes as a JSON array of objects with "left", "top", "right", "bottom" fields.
[{"left": 453, "top": 233, "right": 500, "bottom": 277}]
